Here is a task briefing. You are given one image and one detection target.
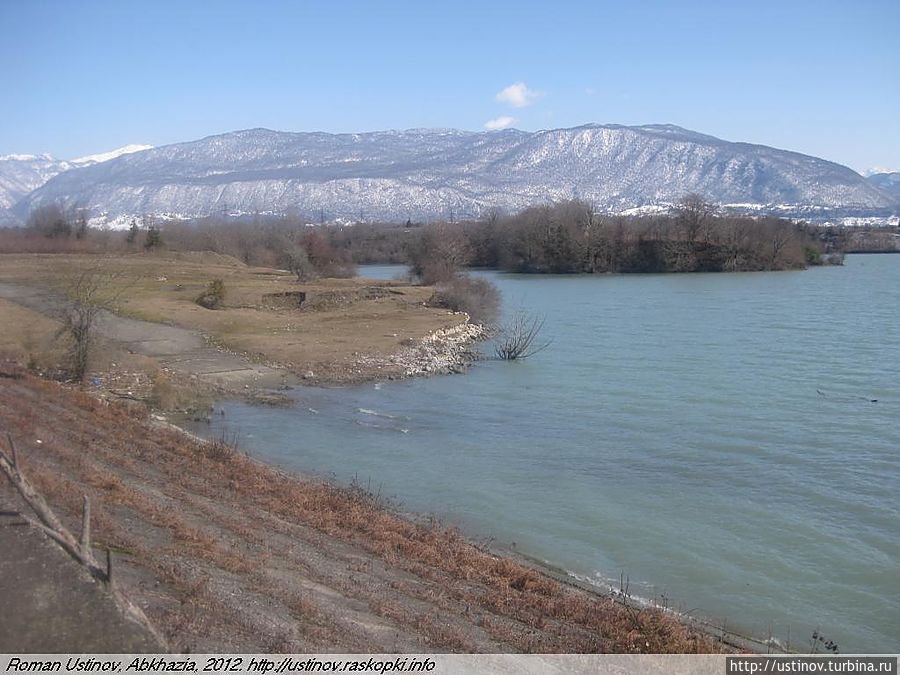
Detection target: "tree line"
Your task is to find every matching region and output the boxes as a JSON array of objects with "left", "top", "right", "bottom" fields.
[
  {"left": 3, "top": 207, "right": 356, "bottom": 279},
  {"left": 3, "top": 195, "right": 847, "bottom": 277},
  {"left": 328, "top": 196, "right": 840, "bottom": 274},
  {"left": 406, "top": 196, "right": 838, "bottom": 275}
]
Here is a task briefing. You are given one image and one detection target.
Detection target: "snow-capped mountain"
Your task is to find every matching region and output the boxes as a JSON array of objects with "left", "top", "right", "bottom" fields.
[
  {"left": 0, "top": 145, "right": 152, "bottom": 224},
  {"left": 0, "top": 154, "right": 71, "bottom": 209},
  {"left": 0, "top": 154, "right": 74, "bottom": 225},
  {"left": 863, "top": 167, "right": 900, "bottom": 177},
  {"left": 866, "top": 172, "right": 900, "bottom": 204},
  {"left": 71, "top": 144, "right": 154, "bottom": 167},
  {"left": 10, "top": 126, "right": 897, "bottom": 224}
]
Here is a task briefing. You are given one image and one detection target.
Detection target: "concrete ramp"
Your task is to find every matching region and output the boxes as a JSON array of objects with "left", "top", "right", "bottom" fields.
[{"left": 0, "top": 494, "right": 163, "bottom": 652}]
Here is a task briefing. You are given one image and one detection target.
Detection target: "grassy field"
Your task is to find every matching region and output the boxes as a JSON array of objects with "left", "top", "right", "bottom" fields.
[{"left": 0, "top": 251, "right": 466, "bottom": 384}]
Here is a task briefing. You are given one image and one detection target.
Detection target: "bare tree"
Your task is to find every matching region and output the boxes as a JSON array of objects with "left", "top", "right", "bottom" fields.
[
  {"left": 721, "top": 217, "right": 754, "bottom": 271},
  {"left": 54, "top": 267, "right": 122, "bottom": 381},
  {"left": 26, "top": 203, "right": 72, "bottom": 238},
  {"left": 673, "top": 193, "right": 717, "bottom": 243},
  {"left": 765, "top": 219, "right": 796, "bottom": 268},
  {"left": 409, "top": 222, "right": 472, "bottom": 283},
  {"left": 73, "top": 207, "right": 89, "bottom": 239},
  {"left": 495, "top": 311, "right": 551, "bottom": 360}
]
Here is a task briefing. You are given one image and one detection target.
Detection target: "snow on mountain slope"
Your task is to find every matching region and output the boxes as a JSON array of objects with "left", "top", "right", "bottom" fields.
[
  {"left": 0, "top": 154, "right": 72, "bottom": 209},
  {"left": 0, "top": 145, "right": 151, "bottom": 224},
  {"left": 0, "top": 154, "right": 75, "bottom": 224},
  {"left": 71, "top": 144, "right": 153, "bottom": 166},
  {"left": 12, "top": 125, "right": 897, "bottom": 224},
  {"left": 866, "top": 172, "right": 900, "bottom": 205}
]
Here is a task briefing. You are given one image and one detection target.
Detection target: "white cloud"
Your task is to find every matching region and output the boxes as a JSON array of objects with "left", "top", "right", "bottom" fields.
[
  {"left": 495, "top": 82, "right": 542, "bottom": 108},
  {"left": 484, "top": 116, "right": 517, "bottom": 130}
]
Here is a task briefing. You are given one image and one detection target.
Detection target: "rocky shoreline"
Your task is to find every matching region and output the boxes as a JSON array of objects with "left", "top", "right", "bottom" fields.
[{"left": 350, "top": 317, "right": 487, "bottom": 380}]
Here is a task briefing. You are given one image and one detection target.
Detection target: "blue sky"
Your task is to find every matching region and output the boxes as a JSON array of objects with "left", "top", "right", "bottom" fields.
[{"left": 1, "top": 0, "right": 897, "bottom": 172}]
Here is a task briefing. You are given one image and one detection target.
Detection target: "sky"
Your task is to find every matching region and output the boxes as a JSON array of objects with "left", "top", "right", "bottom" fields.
[{"left": 1, "top": 0, "right": 898, "bottom": 173}]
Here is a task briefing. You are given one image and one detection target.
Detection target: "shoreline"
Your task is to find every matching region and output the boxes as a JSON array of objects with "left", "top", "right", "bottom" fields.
[
  {"left": 0, "top": 252, "right": 483, "bottom": 396},
  {"left": 179, "top": 405, "right": 773, "bottom": 656},
  {"left": 0, "top": 368, "right": 727, "bottom": 653},
  {"left": 344, "top": 317, "right": 486, "bottom": 382}
]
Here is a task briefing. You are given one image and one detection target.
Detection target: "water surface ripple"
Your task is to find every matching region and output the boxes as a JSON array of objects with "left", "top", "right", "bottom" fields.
[{"left": 193, "top": 256, "right": 900, "bottom": 653}]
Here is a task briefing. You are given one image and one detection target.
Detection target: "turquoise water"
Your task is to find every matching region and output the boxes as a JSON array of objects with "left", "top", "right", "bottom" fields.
[{"left": 193, "top": 256, "right": 900, "bottom": 653}]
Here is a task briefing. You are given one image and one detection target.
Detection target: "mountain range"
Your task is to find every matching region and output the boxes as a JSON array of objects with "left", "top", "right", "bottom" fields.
[
  {"left": 866, "top": 172, "right": 900, "bottom": 204},
  {"left": 0, "top": 144, "right": 151, "bottom": 225},
  {"left": 3, "top": 126, "right": 897, "bottom": 227}
]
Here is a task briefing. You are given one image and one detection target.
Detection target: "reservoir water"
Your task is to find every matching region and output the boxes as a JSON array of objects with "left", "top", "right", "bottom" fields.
[{"left": 191, "top": 255, "right": 900, "bottom": 653}]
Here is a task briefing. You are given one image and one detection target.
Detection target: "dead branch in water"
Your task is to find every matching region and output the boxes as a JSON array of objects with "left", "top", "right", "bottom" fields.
[{"left": 495, "top": 311, "right": 551, "bottom": 360}]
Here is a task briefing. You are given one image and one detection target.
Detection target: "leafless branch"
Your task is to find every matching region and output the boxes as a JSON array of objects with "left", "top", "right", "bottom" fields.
[
  {"left": 0, "top": 431, "right": 166, "bottom": 647},
  {"left": 80, "top": 494, "right": 91, "bottom": 557},
  {"left": 494, "top": 311, "right": 551, "bottom": 360},
  {"left": 52, "top": 264, "right": 127, "bottom": 382}
]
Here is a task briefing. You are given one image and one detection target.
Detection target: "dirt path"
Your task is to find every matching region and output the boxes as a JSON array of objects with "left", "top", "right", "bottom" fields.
[{"left": 0, "top": 281, "right": 294, "bottom": 389}]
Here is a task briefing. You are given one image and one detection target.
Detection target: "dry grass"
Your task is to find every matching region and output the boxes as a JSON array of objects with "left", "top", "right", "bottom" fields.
[
  {"left": 0, "top": 297, "right": 158, "bottom": 383},
  {"left": 0, "top": 299, "right": 65, "bottom": 370},
  {"left": 146, "top": 366, "right": 213, "bottom": 415},
  {"left": 0, "top": 252, "right": 464, "bottom": 381},
  {"left": 0, "top": 369, "right": 725, "bottom": 653}
]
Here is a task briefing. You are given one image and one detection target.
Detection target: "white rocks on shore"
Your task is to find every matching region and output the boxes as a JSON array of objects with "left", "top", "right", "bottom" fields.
[{"left": 355, "top": 318, "right": 486, "bottom": 378}]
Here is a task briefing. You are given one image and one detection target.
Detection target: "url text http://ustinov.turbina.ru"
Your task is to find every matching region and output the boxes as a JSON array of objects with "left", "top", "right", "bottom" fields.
[
  {"left": 4, "top": 656, "right": 438, "bottom": 673},
  {"left": 726, "top": 656, "right": 897, "bottom": 675}
]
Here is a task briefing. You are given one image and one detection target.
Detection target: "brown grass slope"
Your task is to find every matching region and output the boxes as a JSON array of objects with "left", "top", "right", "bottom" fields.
[{"left": 0, "top": 369, "right": 721, "bottom": 653}]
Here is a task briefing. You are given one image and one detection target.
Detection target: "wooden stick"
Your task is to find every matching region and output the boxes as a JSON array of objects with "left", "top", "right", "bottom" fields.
[
  {"left": 0, "top": 429, "right": 165, "bottom": 648},
  {"left": 6, "top": 432, "right": 17, "bottom": 471},
  {"left": 80, "top": 495, "right": 91, "bottom": 557},
  {"left": 0, "top": 440, "right": 102, "bottom": 577},
  {"left": 16, "top": 512, "right": 78, "bottom": 551}
]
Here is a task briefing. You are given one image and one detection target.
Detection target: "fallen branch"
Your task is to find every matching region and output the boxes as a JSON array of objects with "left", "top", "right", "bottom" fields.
[
  {"left": 0, "top": 435, "right": 102, "bottom": 578},
  {"left": 80, "top": 494, "right": 91, "bottom": 558},
  {"left": 7, "top": 432, "right": 18, "bottom": 472},
  {"left": 0, "top": 431, "right": 166, "bottom": 648},
  {"left": 109, "top": 390, "right": 146, "bottom": 402}
]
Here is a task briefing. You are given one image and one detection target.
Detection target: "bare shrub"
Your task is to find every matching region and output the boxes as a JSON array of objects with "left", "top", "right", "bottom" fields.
[
  {"left": 149, "top": 370, "right": 212, "bottom": 414},
  {"left": 54, "top": 267, "right": 123, "bottom": 381},
  {"left": 301, "top": 230, "right": 356, "bottom": 278},
  {"left": 195, "top": 279, "right": 226, "bottom": 309},
  {"left": 495, "top": 311, "right": 550, "bottom": 360},
  {"left": 408, "top": 222, "right": 472, "bottom": 284},
  {"left": 0, "top": 227, "right": 120, "bottom": 254},
  {"left": 285, "top": 246, "right": 316, "bottom": 281},
  {"left": 418, "top": 259, "right": 459, "bottom": 285},
  {"left": 430, "top": 274, "right": 500, "bottom": 323},
  {"left": 26, "top": 203, "right": 72, "bottom": 238}
]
